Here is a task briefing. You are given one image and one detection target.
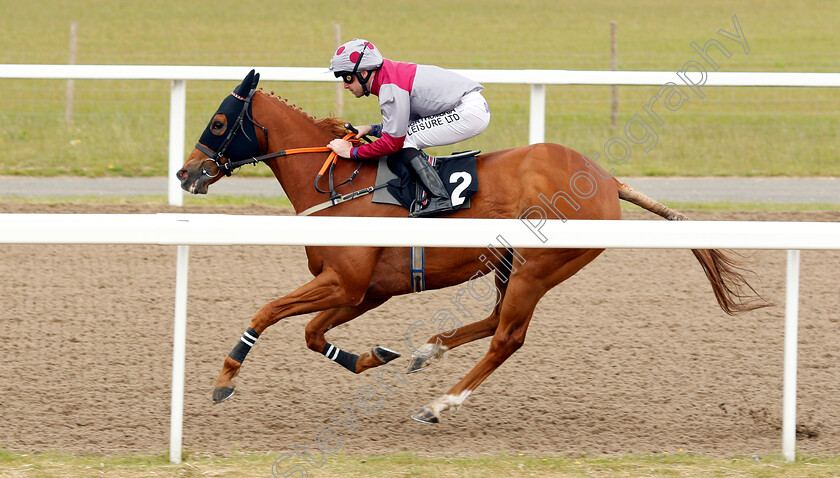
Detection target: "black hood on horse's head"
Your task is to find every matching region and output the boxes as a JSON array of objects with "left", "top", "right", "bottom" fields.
[
  {"left": 197, "top": 69, "right": 262, "bottom": 161},
  {"left": 235, "top": 69, "right": 259, "bottom": 97}
]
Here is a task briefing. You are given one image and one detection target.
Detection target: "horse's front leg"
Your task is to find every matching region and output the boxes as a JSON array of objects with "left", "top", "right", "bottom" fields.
[
  {"left": 213, "top": 268, "right": 364, "bottom": 404},
  {"left": 304, "top": 297, "right": 400, "bottom": 374}
]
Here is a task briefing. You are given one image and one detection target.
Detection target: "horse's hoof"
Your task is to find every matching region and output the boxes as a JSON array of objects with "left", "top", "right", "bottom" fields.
[
  {"left": 410, "top": 407, "right": 439, "bottom": 424},
  {"left": 373, "top": 346, "right": 401, "bottom": 364},
  {"left": 213, "top": 386, "right": 235, "bottom": 404},
  {"left": 406, "top": 355, "right": 430, "bottom": 374}
]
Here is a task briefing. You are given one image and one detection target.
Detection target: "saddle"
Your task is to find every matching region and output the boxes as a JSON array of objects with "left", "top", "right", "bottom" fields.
[{"left": 372, "top": 150, "right": 480, "bottom": 214}]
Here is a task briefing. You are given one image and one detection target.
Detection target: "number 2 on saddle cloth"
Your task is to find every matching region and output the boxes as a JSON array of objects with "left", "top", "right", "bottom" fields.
[{"left": 305, "top": 124, "right": 479, "bottom": 217}]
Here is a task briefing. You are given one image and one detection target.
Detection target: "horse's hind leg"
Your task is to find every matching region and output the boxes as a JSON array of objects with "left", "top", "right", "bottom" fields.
[
  {"left": 410, "top": 276, "right": 539, "bottom": 424},
  {"left": 411, "top": 248, "right": 604, "bottom": 423},
  {"left": 406, "top": 313, "right": 500, "bottom": 373},
  {"left": 304, "top": 297, "right": 401, "bottom": 374},
  {"left": 407, "top": 274, "right": 508, "bottom": 373}
]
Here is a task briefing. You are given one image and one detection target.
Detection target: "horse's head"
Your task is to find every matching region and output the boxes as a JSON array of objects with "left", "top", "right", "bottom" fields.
[{"left": 178, "top": 69, "right": 265, "bottom": 194}]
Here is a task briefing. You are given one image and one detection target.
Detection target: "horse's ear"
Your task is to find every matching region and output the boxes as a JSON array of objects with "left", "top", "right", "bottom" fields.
[
  {"left": 235, "top": 69, "right": 256, "bottom": 96},
  {"left": 252, "top": 72, "right": 260, "bottom": 90}
]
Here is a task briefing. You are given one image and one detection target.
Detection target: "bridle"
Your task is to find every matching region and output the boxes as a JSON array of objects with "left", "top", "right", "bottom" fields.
[
  {"left": 194, "top": 87, "right": 270, "bottom": 178},
  {"left": 194, "top": 88, "right": 365, "bottom": 196}
]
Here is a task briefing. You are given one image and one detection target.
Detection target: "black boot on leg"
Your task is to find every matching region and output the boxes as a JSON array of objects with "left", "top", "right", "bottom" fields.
[{"left": 403, "top": 149, "right": 453, "bottom": 217}]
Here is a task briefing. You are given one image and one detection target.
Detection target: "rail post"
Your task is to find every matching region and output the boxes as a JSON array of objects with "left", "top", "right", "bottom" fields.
[
  {"left": 168, "top": 80, "right": 186, "bottom": 206},
  {"left": 169, "top": 244, "right": 190, "bottom": 463},
  {"left": 529, "top": 83, "right": 546, "bottom": 144},
  {"left": 782, "top": 249, "right": 800, "bottom": 462}
]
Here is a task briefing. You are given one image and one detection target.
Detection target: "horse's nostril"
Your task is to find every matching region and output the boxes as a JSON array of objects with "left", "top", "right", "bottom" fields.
[{"left": 177, "top": 169, "right": 189, "bottom": 181}]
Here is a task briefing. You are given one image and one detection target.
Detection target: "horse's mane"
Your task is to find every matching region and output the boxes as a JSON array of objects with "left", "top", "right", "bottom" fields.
[
  {"left": 315, "top": 117, "right": 350, "bottom": 139},
  {"left": 258, "top": 89, "right": 347, "bottom": 139}
]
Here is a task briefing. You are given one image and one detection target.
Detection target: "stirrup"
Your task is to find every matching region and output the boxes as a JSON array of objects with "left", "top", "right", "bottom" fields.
[{"left": 410, "top": 196, "right": 453, "bottom": 217}]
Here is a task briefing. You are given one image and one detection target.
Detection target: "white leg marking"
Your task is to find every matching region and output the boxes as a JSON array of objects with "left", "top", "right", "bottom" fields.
[
  {"left": 415, "top": 343, "right": 448, "bottom": 360},
  {"left": 429, "top": 390, "right": 472, "bottom": 417}
]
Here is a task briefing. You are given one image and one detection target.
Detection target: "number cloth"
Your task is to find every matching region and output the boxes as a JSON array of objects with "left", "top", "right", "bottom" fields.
[{"left": 384, "top": 153, "right": 479, "bottom": 212}]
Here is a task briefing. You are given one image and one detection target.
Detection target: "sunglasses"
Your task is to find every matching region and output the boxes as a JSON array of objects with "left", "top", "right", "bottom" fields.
[{"left": 336, "top": 72, "right": 355, "bottom": 84}]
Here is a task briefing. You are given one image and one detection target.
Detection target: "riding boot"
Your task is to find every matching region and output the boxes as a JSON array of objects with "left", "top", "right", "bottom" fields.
[{"left": 406, "top": 152, "right": 453, "bottom": 217}]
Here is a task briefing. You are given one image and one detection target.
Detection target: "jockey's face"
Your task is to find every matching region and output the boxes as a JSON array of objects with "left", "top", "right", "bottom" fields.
[{"left": 344, "top": 71, "right": 372, "bottom": 98}]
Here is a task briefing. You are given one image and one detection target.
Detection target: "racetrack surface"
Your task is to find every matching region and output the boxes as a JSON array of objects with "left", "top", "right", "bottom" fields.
[{"left": 1, "top": 203, "right": 839, "bottom": 458}]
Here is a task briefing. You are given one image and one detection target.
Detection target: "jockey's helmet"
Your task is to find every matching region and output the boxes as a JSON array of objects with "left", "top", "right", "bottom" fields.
[
  {"left": 329, "top": 39, "right": 383, "bottom": 96},
  {"left": 330, "top": 39, "right": 383, "bottom": 73}
]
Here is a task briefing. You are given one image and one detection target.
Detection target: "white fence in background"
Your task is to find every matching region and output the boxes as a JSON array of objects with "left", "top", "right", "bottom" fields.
[
  {"left": 1, "top": 213, "right": 839, "bottom": 463},
  {"left": 2, "top": 65, "right": 840, "bottom": 206}
]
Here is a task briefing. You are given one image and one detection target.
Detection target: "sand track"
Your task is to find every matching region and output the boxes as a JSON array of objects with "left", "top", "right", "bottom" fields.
[{"left": 1, "top": 204, "right": 838, "bottom": 457}]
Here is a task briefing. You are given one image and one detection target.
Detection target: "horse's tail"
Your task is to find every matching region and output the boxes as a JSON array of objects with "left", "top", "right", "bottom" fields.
[{"left": 615, "top": 180, "right": 769, "bottom": 315}]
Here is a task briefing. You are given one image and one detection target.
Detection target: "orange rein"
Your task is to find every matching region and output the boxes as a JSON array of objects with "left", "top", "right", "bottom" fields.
[
  {"left": 226, "top": 132, "right": 360, "bottom": 178},
  {"left": 280, "top": 132, "right": 360, "bottom": 178}
]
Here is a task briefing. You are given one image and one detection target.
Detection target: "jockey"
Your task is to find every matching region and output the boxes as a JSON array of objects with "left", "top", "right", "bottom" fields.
[{"left": 326, "top": 38, "right": 490, "bottom": 217}]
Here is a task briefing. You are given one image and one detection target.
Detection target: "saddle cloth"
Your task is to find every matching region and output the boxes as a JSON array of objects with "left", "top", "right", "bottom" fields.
[{"left": 372, "top": 150, "right": 480, "bottom": 212}]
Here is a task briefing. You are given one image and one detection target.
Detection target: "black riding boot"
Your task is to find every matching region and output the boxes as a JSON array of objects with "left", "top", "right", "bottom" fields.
[{"left": 405, "top": 150, "right": 453, "bottom": 217}]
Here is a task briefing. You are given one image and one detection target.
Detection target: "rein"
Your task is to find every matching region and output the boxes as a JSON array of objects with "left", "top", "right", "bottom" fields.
[
  {"left": 197, "top": 88, "right": 384, "bottom": 215},
  {"left": 196, "top": 87, "right": 361, "bottom": 184},
  {"left": 221, "top": 132, "right": 387, "bottom": 217},
  {"left": 222, "top": 132, "right": 362, "bottom": 195},
  {"left": 223, "top": 133, "right": 357, "bottom": 175}
]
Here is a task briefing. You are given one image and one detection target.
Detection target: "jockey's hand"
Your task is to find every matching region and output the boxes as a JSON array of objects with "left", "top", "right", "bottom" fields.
[
  {"left": 327, "top": 138, "right": 353, "bottom": 158},
  {"left": 354, "top": 124, "right": 373, "bottom": 139}
]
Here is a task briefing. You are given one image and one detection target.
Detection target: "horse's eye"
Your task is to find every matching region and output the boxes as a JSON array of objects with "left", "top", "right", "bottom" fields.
[{"left": 210, "top": 114, "right": 227, "bottom": 135}]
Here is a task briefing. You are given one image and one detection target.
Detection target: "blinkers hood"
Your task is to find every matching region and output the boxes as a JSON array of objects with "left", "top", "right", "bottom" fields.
[{"left": 196, "top": 69, "right": 262, "bottom": 166}]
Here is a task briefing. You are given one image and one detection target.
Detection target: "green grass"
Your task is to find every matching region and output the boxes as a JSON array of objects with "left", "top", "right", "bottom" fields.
[
  {"left": 1, "top": 0, "right": 839, "bottom": 178},
  {"left": 0, "top": 451, "right": 840, "bottom": 478},
  {"left": 2, "top": 450, "right": 840, "bottom": 478}
]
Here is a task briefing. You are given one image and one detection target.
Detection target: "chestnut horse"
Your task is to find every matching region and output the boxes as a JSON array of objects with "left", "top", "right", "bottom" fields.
[{"left": 177, "top": 71, "right": 764, "bottom": 423}]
